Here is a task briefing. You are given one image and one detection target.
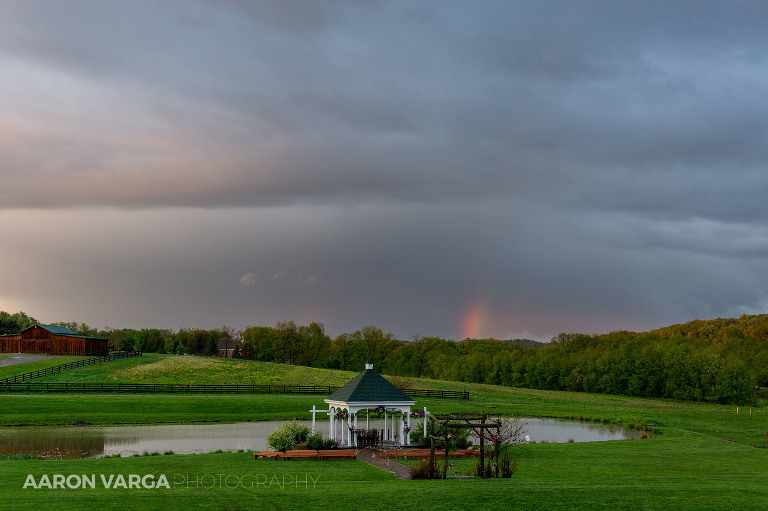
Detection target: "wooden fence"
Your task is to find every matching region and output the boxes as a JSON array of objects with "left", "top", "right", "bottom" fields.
[
  {"left": 0, "top": 380, "right": 469, "bottom": 399},
  {"left": 0, "top": 350, "right": 469, "bottom": 399},
  {"left": 0, "top": 351, "right": 143, "bottom": 385}
]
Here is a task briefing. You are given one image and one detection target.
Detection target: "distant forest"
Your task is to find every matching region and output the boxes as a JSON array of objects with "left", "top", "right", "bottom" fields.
[{"left": 2, "top": 311, "right": 765, "bottom": 405}]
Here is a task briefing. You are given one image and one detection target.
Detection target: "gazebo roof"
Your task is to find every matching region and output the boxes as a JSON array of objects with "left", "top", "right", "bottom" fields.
[{"left": 325, "top": 360, "right": 415, "bottom": 404}]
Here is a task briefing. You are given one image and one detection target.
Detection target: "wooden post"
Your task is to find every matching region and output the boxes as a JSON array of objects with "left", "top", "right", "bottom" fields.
[
  {"left": 429, "top": 433, "right": 436, "bottom": 477},
  {"left": 479, "top": 415, "right": 485, "bottom": 477},
  {"left": 495, "top": 419, "right": 500, "bottom": 478},
  {"left": 443, "top": 418, "right": 449, "bottom": 479}
]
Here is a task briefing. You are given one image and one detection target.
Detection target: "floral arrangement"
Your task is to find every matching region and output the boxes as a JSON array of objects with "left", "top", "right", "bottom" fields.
[
  {"left": 375, "top": 406, "right": 386, "bottom": 415},
  {"left": 411, "top": 410, "right": 424, "bottom": 418},
  {"left": 335, "top": 411, "right": 349, "bottom": 420},
  {"left": 492, "top": 435, "right": 499, "bottom": 442},
  {"left": 403, "top": 425, "right": 411, "bottom": 433}
]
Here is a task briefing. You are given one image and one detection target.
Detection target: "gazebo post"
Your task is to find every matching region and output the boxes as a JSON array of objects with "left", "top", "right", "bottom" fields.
[
  {"left": 384, "top": 409, "right": 388, "bottom": 440},
  {"left": 353, "top": 412, "right": 358, "bottom": 447},
  {"left": 311, "top": 405, "right": 316, "bottom": 435},
  {"left": 423, "top": 407, "right": 428, "bottom": 439},
  {"left": 330, "top": 407, "right": 335, "bottom": 441},
  {"left": 403, "top": 410, "right": 411, "bottom": 445}
]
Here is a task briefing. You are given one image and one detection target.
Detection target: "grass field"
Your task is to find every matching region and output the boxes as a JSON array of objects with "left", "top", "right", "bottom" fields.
[
  {"left": 0, "top": 355, "right": 83, "bottom": 381},
  {"left": 1, "top": 432, "right": 766, "bottom": 510},
  {"left": 28, "top": 354, "right": 361, "bottom": 386},
  {"left": 0, "top": 354, "right": 766, "bottom": 509}
]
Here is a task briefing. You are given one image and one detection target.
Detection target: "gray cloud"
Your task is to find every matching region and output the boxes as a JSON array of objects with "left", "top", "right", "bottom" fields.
[{"left": 1, "top": 1, "right": 767, "bottom": 339}]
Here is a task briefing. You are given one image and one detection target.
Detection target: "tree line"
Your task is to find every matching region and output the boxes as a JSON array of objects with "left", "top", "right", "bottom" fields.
[{"left": 1, "top": 310, "right": 765, "bottom": 405}]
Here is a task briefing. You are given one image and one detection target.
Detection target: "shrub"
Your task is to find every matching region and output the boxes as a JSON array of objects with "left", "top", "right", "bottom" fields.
[
  {"left": 267, "top": 420, "right": 311, "bottom": 452},
  {"left": 500, "top": 453, "right": 518, "bottom": 478},
  {"left": 306, "top": 432, "right": 325, "bottom": 450},
  {"left": 410, "top": 457, "right": 444, "bottom": 479},
  {"left": 475, "top": 456, "right": 493, "bottom": 478}
]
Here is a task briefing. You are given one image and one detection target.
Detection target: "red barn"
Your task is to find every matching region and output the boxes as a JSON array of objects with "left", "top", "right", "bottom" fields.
[{"left": 0, "top": 324, "right": 108, "bottom": 356}]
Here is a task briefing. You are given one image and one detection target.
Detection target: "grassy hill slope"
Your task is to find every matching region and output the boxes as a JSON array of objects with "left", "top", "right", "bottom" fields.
[{"left": 29, "top": 354, "right": 361, "bottom": 386}]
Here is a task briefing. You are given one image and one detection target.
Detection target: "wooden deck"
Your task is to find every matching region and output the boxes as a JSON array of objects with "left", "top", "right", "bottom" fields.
[
  {"left": 378, "top": 447, "right": 480, "bottom": 459},
  {"left": 253, "top": 449, "right": 358, "bottom": 461}
]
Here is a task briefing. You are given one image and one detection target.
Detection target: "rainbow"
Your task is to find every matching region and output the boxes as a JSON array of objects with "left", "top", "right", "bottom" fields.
[{"left": 460, "top": 298, "right": 490, "bottom": 340}]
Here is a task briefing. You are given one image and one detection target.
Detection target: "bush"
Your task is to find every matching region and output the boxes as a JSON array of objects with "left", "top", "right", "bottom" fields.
[
  {"left": 500, "top": 453, "right": 518, "bottom": 478},
  {"left": 267, "top": 421, "right": 311, "bottom": 452},
  {"left": 410, "top": 457, "right": 444, "bottom": 479},
  {"left": 306, "top": 432, "right": 325, "bottom": 450}
]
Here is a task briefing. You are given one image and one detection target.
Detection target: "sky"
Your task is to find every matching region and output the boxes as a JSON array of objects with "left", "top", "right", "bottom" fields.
[{"left": 2, "top": 1, "right": 768, "bottom": 342}]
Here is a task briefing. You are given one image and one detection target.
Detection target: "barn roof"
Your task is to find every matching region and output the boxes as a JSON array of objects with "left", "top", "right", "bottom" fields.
[
  {"left": 37, "top": 324, "right": 80, "bottom": 336},
  {"left": 26, "top": 324, "right": 107, "bottom": 341},
  {"left": 325, "top": 360, "right": 415, "bottom": 404}
]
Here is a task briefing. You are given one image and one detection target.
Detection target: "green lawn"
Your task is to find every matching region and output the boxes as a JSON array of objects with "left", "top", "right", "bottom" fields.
[
  {"left": 0, "top": 355, "right": 84, "bottom": 381},
  {"left": 1, "top": 432, "right": 766, "bottom": 510}
]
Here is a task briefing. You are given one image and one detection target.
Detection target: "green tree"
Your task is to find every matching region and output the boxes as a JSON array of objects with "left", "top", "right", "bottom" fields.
[{"left": 0, "top": 311, "right": 38, "bottom": 335}]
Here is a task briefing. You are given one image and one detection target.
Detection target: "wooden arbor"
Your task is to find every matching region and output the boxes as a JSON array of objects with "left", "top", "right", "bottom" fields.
[{"left": 427, "top": 413, "right": 501, "bottom": 478}]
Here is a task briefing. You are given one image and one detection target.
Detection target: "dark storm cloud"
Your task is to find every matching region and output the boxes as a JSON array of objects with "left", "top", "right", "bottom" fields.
[{"left": 1, "top": 1, "right": 768, "bottom": 339}]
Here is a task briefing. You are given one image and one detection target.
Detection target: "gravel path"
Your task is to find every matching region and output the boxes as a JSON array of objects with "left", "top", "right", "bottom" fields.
[
  {"left": 0, "top": 354, "right": 62, "bottom": 368},
  {"left": 356, "top": 448, "right": 412, "bottom": 480}
]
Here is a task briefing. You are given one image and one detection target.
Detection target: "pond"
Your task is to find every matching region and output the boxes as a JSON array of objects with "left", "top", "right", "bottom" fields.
[{"left": 0, "top": 418, "right": 640, "bottom": 459}]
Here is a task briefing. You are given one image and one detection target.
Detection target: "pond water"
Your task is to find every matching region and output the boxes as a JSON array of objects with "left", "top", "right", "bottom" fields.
[{"left": 0, "top": 418, "right": 637, "bottom": 459}]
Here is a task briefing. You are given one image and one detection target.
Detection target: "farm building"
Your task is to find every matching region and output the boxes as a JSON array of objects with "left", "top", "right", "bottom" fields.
[{"left": 0, "top": 324, "right": 108, "bottom": 356}]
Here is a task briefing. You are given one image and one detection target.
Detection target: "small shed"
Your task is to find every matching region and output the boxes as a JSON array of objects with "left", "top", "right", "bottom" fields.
[
  {"left": 321, "top": 360, "right": 416, "bottom": 447},
  {"left": 0, "top": 324, "right": 108, "bottom": 356}
]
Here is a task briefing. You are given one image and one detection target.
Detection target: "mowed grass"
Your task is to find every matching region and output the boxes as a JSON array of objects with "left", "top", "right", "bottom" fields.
[
  {"left": 0, "top": 355, "right": 84, "bottom": 381},
  {"left": 1, "top": 432, "right": 767, "bottom": 510}
]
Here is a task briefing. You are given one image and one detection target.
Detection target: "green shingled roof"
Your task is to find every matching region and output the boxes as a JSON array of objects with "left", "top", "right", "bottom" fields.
[
  {"left": 34, "top": 324, "right": 107, "bottom": 341},
  {"left": 37, "top": 324, "right": 80, "bottom": 336},
  {"left": 326, "top": 366, "right": 415, "bottom": 403}
]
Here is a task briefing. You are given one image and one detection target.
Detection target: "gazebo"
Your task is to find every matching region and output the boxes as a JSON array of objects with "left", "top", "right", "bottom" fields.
[{"left": 312, "top": 360, "right": 420, "bottom": 447}]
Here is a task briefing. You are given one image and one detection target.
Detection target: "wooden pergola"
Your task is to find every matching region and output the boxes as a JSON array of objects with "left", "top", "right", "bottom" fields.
[{"left": 428, "top": 413, "right": 501, "bottom": 478}]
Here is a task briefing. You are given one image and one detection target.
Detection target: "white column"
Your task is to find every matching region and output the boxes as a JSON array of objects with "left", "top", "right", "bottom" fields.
[
  {"left": 384, "top": 410, "right": 388, "bottom": 440},
  {"left": 405, "top": 410, "right": 410, "bottom": 446},
  {"left": 330, "top": 407, "right": 335, "bottom": 441},
  {"left": 353, "top": 413, "right": 358, "bottom": 447},
  {"left": 423, "top": 407, "right": 428, "bottom": 439},
  {"left": 311, "top": 405, "right": 316, "bottom": 435},
  {"left": 393, "top": 410, "right": 397, "bottom": 444},
  {"left": 399, "top": 410, "right": 404, "bottom": 445}
]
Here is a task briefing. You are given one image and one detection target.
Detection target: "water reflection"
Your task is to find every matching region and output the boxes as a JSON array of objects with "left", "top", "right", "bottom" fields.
[
  {"left": 0, "top": 427, "right": 105, "bottom": 459},
  {"left": 0, "top": 418, "right": 637, "bottom": 459}
]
